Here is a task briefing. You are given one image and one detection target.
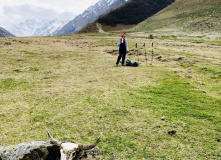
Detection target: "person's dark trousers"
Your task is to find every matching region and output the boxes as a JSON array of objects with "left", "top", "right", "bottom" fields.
[{"left": 116, "top": 49, "right": 126, "bottom": 65}]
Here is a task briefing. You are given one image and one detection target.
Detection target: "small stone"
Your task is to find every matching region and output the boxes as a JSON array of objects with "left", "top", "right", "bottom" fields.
[
  {"left": 161, "top": 116, "right": 166, "bottom": 120},
  {"left": 157, "top": 56, "right": 162, "bottom": 60},
  {"left": 168, "top": 130, "right": 177, "bottom": 136},
  {"left": 5, "top": 42, "right": 11, "bottom": 45},
  {"left": 187, "top": 75, "right": 192, "bottom": 79},
  {"left": 13, "top": 69, "right": 21, "bottom": 72},
  {"left": 188, "top": 68, "right": 192, "bottom": 73},
  {"left": 148, "top": 34, "right": 154, "bottom": 39},
  {"left": 177, "top": 57, "right": 184, "bottom": 61}
]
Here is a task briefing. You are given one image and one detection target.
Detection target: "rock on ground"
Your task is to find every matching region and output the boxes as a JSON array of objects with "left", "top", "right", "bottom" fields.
[{"left": 0, "top": 141, "right": 100, "bottom": 160}]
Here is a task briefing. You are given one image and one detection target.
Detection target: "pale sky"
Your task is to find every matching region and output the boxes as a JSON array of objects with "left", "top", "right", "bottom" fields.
[{"left": 0, "top": 0, "right": 100, "bottom": 29}]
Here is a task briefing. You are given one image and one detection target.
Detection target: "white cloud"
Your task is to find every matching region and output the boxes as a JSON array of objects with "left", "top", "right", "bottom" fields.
[
  {"left": 1, "top": 4, "right": 74, "bottom": 30},
  {"left": 35, "top": 0, "right": 100, "bottom": 13},
  {"left": 0, "top": 0, "right": 100, "bottom": 30}
]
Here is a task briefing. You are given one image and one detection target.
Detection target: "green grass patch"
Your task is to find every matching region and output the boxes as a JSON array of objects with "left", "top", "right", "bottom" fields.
[
  {"left": 200, "top": 66, "right": 221, "bottom": 75},
  {"left": 29, "top": 66, "right": 39, "bottom": 71},
  {"left": 31, "top": 113, "right": 49, "bottom": 123},
  {"left": 161, "top": 35, "right": 177, "bottom": 40},
  {"left": 139, "top": 77, "right": 220, "bottom": 122},
  {"left": 0, "top": 78, "right": 28, "bottom": 90}
]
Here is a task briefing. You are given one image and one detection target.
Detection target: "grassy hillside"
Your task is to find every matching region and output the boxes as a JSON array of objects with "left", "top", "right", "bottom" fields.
[
  {"left": 0, "top": 33, "right": 220, "bottom": 159},
  {"left": 79, "top": 0, "right": 175, "bottom": 33},
  {"left": 131, "top": 0, "right": 221, "bottom": 32}
]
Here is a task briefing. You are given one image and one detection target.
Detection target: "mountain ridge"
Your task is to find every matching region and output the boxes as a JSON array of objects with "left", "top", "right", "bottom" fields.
[
  {"left": 0, "top": 27, "right": 15, "bottom": 37},
  {"left": 54, "top": 0, "right": 127, "bottom": 35},
  {"left": 78, "top": 0, "right": 175, "bottom": 33}
]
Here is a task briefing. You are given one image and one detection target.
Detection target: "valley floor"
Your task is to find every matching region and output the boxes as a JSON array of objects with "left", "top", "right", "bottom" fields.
[{"left": 0, "top": 32, "right": 220, "bottom": 159}]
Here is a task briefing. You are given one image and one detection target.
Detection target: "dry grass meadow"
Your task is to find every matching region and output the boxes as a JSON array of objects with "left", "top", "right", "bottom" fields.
[{"left": 0, "top": 32, "right": 220, "bottom": 159}]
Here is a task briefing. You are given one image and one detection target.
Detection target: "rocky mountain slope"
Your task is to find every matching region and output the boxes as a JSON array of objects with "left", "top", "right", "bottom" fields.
[
  {"left": 78, "top": 0, "right": 175, "bottom": 33},
  {"left": 131, "top": 0, "right": 221, "bottom": 32},
  {"left": 0, "top": 27, "right": 15, "bottom": 37},
  {"left": 54, "top": 0, "right": 127, "bottom": 35}
]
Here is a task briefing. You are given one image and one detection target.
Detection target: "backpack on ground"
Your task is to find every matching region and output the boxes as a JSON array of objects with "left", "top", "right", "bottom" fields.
[{"left": 126, "top": 59, "right": 139, "bottom": 67}]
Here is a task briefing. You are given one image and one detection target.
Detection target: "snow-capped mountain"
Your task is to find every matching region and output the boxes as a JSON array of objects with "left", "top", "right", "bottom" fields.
[
  {"left": 54, "top": 0, "right": 127, "bottom": 35},
  {"left": 9, "top": 19, "right": 68, "bottom": 37},
  {"left": 7, "top": 0, "right": 126, "bottom": 37},
  {"left": 9, "top": 19, "right": 41, "bottom": 37},
  {"left": 33, "top": 19, "right": 67, "bottom": 36}
]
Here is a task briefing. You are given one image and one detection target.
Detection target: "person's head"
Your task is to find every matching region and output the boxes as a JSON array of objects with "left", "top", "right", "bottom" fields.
[{"left": 121, "top": 33, "right": 125, "bottom": 38}]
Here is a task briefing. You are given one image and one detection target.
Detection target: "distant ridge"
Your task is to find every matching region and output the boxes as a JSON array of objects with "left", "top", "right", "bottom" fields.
[
  {"left": 0, "top": 27, "right": 15, "bottom": 37},
  {"left": 78, "top": 0, "right": 175, "bottom": 33}
]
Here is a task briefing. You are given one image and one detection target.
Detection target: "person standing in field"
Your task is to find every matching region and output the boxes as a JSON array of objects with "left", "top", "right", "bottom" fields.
[{"left": 116, "top": 33, "right": 129, "bottom": 67}]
